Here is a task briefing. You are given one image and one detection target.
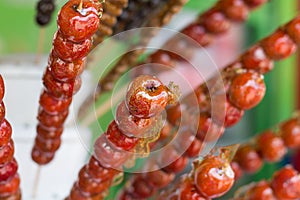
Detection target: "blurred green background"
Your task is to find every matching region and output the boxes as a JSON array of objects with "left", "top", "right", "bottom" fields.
[{"left": 0, "top": 0, "right": 299, "bottom": 198}]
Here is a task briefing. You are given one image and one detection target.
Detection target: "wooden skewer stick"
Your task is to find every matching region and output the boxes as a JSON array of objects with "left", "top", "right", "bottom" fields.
[
  {"left": 32, "top": 166, "right": 42, "bottom": 199},
  {"left": 35, "top": 28, "right": 46, "bottom": 65}
]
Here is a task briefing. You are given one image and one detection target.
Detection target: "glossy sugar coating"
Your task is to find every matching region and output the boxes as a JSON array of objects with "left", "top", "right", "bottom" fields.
[
  {"left": 234, "top": 144, "right": 263, "bottom": 173},
  {"left": 194, "top": 156, "right": 234, "bottom": 198},
  {"left": 256, "top": 131, "right": 287, "bottom": 162},
  {"left": 280, "top": 118, "right": 300, "bottom": 148},
  {"left": 228, "top": 71, "right": 266, "bottom": 110},
  {"left": 57, "top": 0, "right": 102, "bottom": 42},
  {"left": 125, "top": 75, "right": 169, "bottom": 118},
  {"left": 0, "top": 75, "right": 21, "bottom": 199},
  {"left": 271, "top": 165, "right": 300, "bottom": 199},
  {"left": 246, "top": 181, "right": 276, "bottom": 200},
  {"left": 32, "top": 0, "right": 102, "bottom": 165}
]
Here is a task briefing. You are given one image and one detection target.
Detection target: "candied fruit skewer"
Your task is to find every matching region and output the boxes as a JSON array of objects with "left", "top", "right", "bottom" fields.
[
  {"left": 35, "top": 0, "right": 56, "bottom": 26},
  {"left": 119, "top": 128, "right": 206, "bottom": 200},
  {"left": 92, "top": 0, "right": 129, "bottom": 48},
  {"left": 232, "top": 115, "right": 300, "bottom": 179},
  {"left": 0, "top": 75, "right": 21, "bottom": 200},
  {"left": 232, "top": 165, "right": 300, "bottom": 200},
  {"left": 66, "top": 75, "right": 179, "bottom": 200},
  {"left": 78, "top": 0, "right": 187, "bottom": 120},
  {"left": 78, "top": 0, "right": 268, "bottom": 122},
  {"left": 153, "top": 146, "right": 237, "bottom": 200},
  {"left": 31, "top": 0, "right": 103, "bottom": 165},
  {"left": 100, "top": 0, "right": 268, "bottom": 92},
  {"left": 120, "top": 15, "right": 300, "bottom": 200},
  {"left": 167, "top": 15, "right": 300, "bottom": 129}
]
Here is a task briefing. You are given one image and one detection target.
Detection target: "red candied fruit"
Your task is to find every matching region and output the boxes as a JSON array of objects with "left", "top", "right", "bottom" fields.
[
  {"left": 126, "top": 75, "right": 169, "bottom": 118},
  {"left": 0, "top": 159, "right": 18, "bottom": 182},
  {"left": 271, "top": 165, "right": 300, "bottom": 199},
  {"left": 285, "top": 16, "right": 300, "bottom": 45},
  {"left": 256, "top": 131, "right": 286, "bottom": 162},
  {"left": 49, "top": 52, "right": 85, "bottom": 82},
  {"left": 196, "top": 113, "right": 225, "bottom": 142},
  {"left": 179, "top": 180, "right": 207, "bottom": 200},
  {"left": 194, "top": 156, "right": 234, "bottom": 198},
  {"left": 69, "top": 183, "right": 103, "bottom": 200},
  {"left": 280, "top": 118, "right": 300, "bottom": 148},
  {"left": 0, "top": 119, "right": 12, "bottom": 146},
  {"left": 0, "top": 75, "right": 4, "bottom": 101},
  {"left": 0, "top": 102, "right": 5, "bottom": 123},
  {"left": 43, "top": 68, "right": 82, "bottom": 99},
  {"left": 105, "top": 120, "right": 140, "bottom": 151},
  {"left": 261, "top": 29, "right": 296, "bottom": 60},
  {"left": 182, "top": 23, "right": 213, "bottom": 46},
  {"left": 230, "top": 162, "right": 243, "bottom": 180},
  {"left": 185, "top": 138, "right": 204, "bottom": 158},
  {"left": 57, "top": 0, "right": 102, "bottom": 43},
  {"left": 219, "top": 0, "right": 249, "bottom": 22},
  {"left": 0, "top": 173, "right": 20, "bottom": 196},
  {"left": 115, "top": 101, "right": 154, "bottom": 137},
  {"left": 228, "top": 71, "right": 266, "bottom": 110},
  {"left": 234, "top": 144, "right": 263, "bottom": 173},
  {"left": 86, "top": 156, "right": 119, "bottom": 181},
  {"left": 38, "top": 108, "right": 69, "bottom": 128},
  {"left": 53, "top": 31, "right": 92, "bottom": 62},
  {"left": 247, "top": 180, "right": 276, "bottom": 200},
  {"left": 241, "top": 45, "right": 274, "bottom": 74},
  {"left": 131, "top": 177, "right": 154, "bottom": 198},
  {"left": 36, "top": 124, "right": 63, "bottom": 139},
  {"left": 31, "top": 146, "right": 55, "bottom": 165},
  {"left": 163, "top": 156, "right": 189, "bottom": 173},
  {"left": 39, "top": 90, "right": 72, "bottom": 114},
  {"left": 35, "top": 135, "right": 61, "bottom": 152},
  {"left": 166, "top": 103, "right": 182, "bottom": 126},
  {"left": 146, "top": 170, "right": 175, "bottom": 188},
  {"left": 244, "top": 0, "right": 268, "bottom": 8},
  {"left": 0, "top": 140, "right": 14, "bottom": 165},
  {"left": 78, "top": 167, "right": 111, "bottom": 195},
  {"left": 224, "top": 99, "right": 244, "bottom": 127},
  {"left": 148, "top": 50, "right": 174, "bottom": 67},
  {"left": 199, "top": 9, "right": 230, "bottom": 34},
  {"left": 93, "top": 135, "right": 130, "bottom": 169}
]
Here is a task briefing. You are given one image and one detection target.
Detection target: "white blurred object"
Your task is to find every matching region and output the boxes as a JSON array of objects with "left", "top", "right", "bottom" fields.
[{"left": 0, "top": 54, "right": 93, "bottom": 200}]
